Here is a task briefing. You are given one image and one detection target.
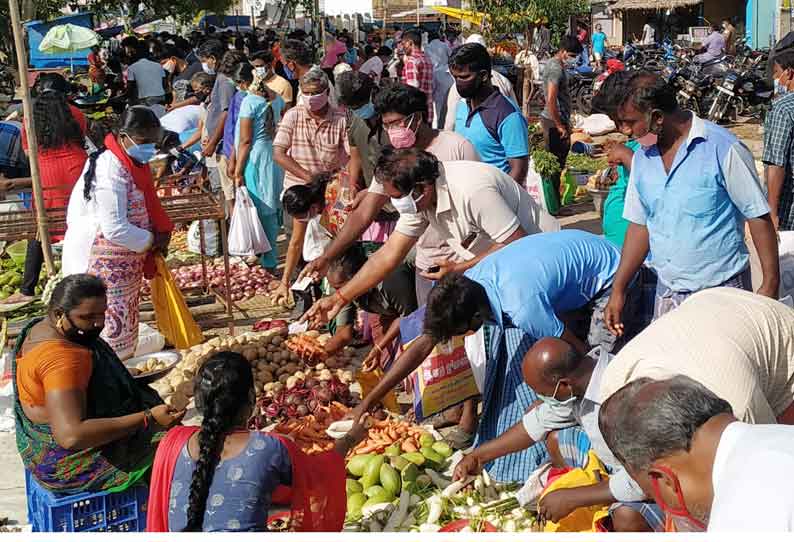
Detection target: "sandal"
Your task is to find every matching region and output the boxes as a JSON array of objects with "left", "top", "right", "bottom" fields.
[{"left": 445, "top": 426, "right": 475, "bottom": 450}]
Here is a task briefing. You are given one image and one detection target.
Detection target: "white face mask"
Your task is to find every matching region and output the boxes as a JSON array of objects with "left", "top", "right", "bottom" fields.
[
  {"left": 202, "top": 62, "right": 215, "bottom": 75},
  {"left": 390, "top": 190, "right": 425, "bottom": 215},
  {"left": 254, "top": 66, "right": 270, "bottom": 78}
]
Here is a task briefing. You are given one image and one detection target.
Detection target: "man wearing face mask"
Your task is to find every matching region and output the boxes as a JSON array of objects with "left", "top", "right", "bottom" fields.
[
  {"left": 454, "top": 338, "right": 663, "bottom": 532},
  {"left": 604, "top": 72, "right": 779, "bottom": 336},
  {"left": 345, "top": 230, "right": 641, "bottom": 480},
  {"left": 541, "top": 35, "right": 583, "bottom": 206},
  {"left": 449, "top": 43, "right": 528, "bottom": 184},
  {"left": 281, "top": 39, "right": 339, "bottom": 109},
  {"left": 600, "top": 375, "right": 794, "bottom": 532},
  {"left": 273, "top": 68, "right": 348, "bottom": 232},
  {"left": 302, "top": 148, "right": 558, "bottom": 329},
  {"left": 400, "top": 30, "right": 434, "bottom": 121},
  {"left": 251, "top": 49, "right": 293, "bottom": 109},
  {"left": 763, "top": 51, "right": 794, "bottom": 232}
]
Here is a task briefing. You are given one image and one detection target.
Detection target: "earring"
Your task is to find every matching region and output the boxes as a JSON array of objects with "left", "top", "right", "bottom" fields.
[{"left": 56, "top": 315, "right": 65, "bottom": 331}]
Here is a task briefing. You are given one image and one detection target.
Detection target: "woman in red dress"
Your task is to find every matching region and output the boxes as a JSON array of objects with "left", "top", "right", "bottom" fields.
[{"left": 5, "top": 74, "right": 88, "bottom": 304}]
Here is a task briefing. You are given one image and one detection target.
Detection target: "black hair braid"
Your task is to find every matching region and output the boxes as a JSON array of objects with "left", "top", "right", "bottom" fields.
[
  {"left": 83, "top": 147, "right": 107, "bottom": 202},
  {"left": 183, "top": 352, "right": 253, "bottom": 532},
  {"left": 183, "top": 403, "right": 230, "bottom": 532}
]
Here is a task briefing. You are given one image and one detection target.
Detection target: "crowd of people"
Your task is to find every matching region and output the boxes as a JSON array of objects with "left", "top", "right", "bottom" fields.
[{"left": 9, "top": 21, "right": 794, "bottom": 533}]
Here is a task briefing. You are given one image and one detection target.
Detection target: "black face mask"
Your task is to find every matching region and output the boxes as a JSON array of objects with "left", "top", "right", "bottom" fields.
[
  {"left": 62, "top": 314, "right": 103, "bottom": 346},
  {"left": 456, "top": 73, "right": 484, "bottom": 99}
]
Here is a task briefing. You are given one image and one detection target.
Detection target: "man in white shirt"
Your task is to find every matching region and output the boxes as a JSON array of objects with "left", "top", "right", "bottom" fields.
[
  {"left": 600, "top": 288, "right": 794, "bottom": 425},
  {"left": 126, "top": 46, "right": 167, "bottom": 105},
  {"left": 600, "top": 375, "right": 794, "bottom": 532},
  {"left": 358, "top": 45, "right": 388, "bottom": 83},
  {"left": 454, "top": 338, "right": 662, "bottom": 532},
  {"left": 159, "top": 104, "right": 203, "bottom": 134}
]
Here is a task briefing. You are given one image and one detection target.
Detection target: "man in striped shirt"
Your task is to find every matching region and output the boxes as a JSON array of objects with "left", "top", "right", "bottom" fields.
[{"left": 401, "top": 30, "right": 434, "bottom": 121}]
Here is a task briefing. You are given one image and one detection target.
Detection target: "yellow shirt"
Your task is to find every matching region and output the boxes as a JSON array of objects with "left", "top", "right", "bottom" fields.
[{"left": 265, "top": 74, "right": 294, "bottom": 106}]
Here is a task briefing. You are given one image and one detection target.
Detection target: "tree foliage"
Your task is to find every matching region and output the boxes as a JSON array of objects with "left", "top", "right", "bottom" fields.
[{"left": 469, "top": 0, "right": 589, "bottom": 43}]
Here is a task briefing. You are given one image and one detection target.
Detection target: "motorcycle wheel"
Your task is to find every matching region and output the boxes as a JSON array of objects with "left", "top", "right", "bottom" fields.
[
  {"left": 708, "top": 94, "right": 726, "bottom": 123},
  {"left": 576, "top": 87, "right": 593, "bottom": 115}
]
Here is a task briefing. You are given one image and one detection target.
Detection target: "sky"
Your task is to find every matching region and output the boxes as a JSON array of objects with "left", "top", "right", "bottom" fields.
[{"left": 323, "top": 0, "right": 373, "bottom": 16}]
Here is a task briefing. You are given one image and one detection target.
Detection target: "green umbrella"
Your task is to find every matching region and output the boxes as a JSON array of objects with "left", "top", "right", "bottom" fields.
[
  {"left": 39, "top": 23, "right": 99, "bottom": 53},
  {"left": 38, "top": 23, "right": 100, "bottom": 71}
]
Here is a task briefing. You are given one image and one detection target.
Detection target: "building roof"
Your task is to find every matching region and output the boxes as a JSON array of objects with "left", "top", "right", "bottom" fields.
[{"left": 612, "top": 0, "right": 702, "bottom": 10}]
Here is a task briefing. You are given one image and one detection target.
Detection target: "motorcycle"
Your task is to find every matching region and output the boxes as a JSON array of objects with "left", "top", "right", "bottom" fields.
[
  {"left": 708, "top": 59, "right": 773, "bottom": 123},
  {"left": 568, "top": 69, "right": 597, "bottom": 115}
]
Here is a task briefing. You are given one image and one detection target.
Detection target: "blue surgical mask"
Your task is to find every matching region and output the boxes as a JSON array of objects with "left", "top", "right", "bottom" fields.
[
  {"left": 537, "top": 380, "right": 578, "bottom": 409},
  {"left": 123, "top": 134, "right": 157, "bottom": 164},
  {"left": 283, "top": 64, "right": 295, "bottom": 80},
  {"left": 353, "top": 102, "right": 376, "bottom": 120},
  {"left": 775, "top": 78, "right": 789, "bottom": 98}
]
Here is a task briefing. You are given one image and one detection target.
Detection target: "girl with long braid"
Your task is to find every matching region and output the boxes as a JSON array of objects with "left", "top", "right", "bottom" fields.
[{"left": 147, "top": 351, "right": 368, "bottom": 532}]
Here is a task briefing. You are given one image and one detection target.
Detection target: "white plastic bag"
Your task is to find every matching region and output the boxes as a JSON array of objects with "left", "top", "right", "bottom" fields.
[
  {"left": 228, "top": 187, "right": 271, "bottom": 257},
  {"left": 133, "top": 323, "right": 166, "bottom": 358},
  {"left": 581, "top": 113, "right": 616, "bottom": 136},
  {"left": 464, "top": 327, "right": 487, "bottom": 393},
  {"left": 302, "top": 215, "right": 332, "bottom": 262},
  {"left": 524, "top": 158, "right": 553, "bottom": 213},
  {"left": 187, "top": 220, "right": 219, "bottom": 256}
]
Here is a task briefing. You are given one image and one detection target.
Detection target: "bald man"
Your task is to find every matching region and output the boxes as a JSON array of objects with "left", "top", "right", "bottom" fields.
[{"left": 454, "top": 338, "right": 662, "bottom": 532}]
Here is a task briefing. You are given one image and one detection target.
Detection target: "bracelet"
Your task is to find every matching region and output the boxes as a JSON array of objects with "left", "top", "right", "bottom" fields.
[
  {"left": 336, "top": 290, "right": 350, "bottom": 306},
  {"left": 143, "top": 408, "right": 152, "bottom": 430}
]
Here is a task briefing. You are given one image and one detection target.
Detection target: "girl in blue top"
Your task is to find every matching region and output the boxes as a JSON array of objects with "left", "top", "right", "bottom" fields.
[{"left": 233, "top": 69, "right": 286, "bottom": 270}]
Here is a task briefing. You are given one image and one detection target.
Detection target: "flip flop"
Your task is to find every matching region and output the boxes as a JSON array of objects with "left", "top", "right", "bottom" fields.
[{"left": 445, "top": 426, "right": 475, "bottom": 450}]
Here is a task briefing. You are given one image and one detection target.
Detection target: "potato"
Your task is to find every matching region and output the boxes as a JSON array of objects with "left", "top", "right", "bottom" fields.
[
  {"left": 260, "top": 370, "right": 274, "bottom": 383},
  {"left": 284, "top": 362, "right": 298, "bottom": 373},
  {"left": 182, "top": 369, "right": 195, "bottom": 380},
  {"left": 242, "top": 348, "right": 258, "bottom": 362},
  {"left": 294, "top": 370, "right": 306, "bottom": 380},
  {"left": 289, "top": 352, "right": 300, "bottom": 362},
  {"left": 278, "top": 374, "right": 289, "bottom": 384},
  {"left": 175, "top": 380, "right": 193, "bottom": 396},
  {"left": 208, "top": 337, "right": 222, "bottom": 348},
  {"left": 286, "top": 376, "right": 299, "bottom": 389},
  {"left": 314, "top": 363, "right": 326, "bottom": 371},
  {"left": 271, "top": 382, "right": 285, "bottom": 394},
  {"left": 260, "top": 335, "right": 272, "bottom": 345},
  {"left": 272, "top": 336, "right": 284, "bottom": 346},
  {"left": 257, "top": 347, "right": 268, "bottom": 359}
]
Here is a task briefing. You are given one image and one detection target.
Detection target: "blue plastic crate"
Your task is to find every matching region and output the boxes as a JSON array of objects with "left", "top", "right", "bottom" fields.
[{"left": 25, "top": 470, "right": 148, "bottom": 532}]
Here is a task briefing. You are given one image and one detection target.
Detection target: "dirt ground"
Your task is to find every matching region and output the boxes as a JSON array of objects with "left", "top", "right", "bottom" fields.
[{"left": 0, "top": 121, "right": 766, "bottom": 528}]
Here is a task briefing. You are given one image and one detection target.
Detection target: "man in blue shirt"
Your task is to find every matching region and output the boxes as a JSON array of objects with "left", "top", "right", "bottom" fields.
[
  {"left": 450, "top": 43, "right": 529, "bottom": 184},
  {"left": 348, "top": 230, "right": 644, "bottom": 481},
  {"left": 604, "top": 72, "right": 779, "bottom": 334}
]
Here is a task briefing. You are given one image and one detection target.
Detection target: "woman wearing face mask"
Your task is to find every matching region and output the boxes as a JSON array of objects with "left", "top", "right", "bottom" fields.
[
  {"left": 233, "top": 69, "right": 285, "bottom": 270},
  {"left": 223, "top": 63, "right": 254, "bottom": 186},
  {"left": 176, "top": 72, "right": 215, "bottom": 153},
  {"left": 13, "top": 274, "right": 184, "bottom": 495},
  {"left": 62, "top": 106, "right": 174, "bottom": 360},
  {"left": 146, "top": 351, "right": 367, "bottom": 532}
]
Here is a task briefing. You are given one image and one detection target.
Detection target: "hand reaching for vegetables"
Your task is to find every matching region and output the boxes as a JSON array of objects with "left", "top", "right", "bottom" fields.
[
  {"left": 333, "top": 415, "right": 370, "bottom": 456},
  {"left": 150, "top": 404, "right": 186, "bottom": 429},
  {"left": 537, "top": 487, "right": 579, "bottom": 523},
  {"left": 300, "top": 294, "right": 345, "bottom": 329},
  {"left": 361, "top": 346, "right": 382, "bottom": 372},
  {"left": 271, "top": 282, "right": 292, "bottom": 305},
  {"left": 453, "top": 453, "right": 483, "bottom": 481}
]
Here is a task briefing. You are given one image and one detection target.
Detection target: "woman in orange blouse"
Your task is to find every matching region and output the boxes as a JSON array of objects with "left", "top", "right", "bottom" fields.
[{"left": 14, "top": 274, "right": 184, "bottom": 494}]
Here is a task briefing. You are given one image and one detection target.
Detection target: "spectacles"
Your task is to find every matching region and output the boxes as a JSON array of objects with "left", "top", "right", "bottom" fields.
[
  {"left": 382, "top": 113, "right": 415, "bottom": 130},
  {"left": 648, "top": 465, "right": 707, "bottom": 531}
]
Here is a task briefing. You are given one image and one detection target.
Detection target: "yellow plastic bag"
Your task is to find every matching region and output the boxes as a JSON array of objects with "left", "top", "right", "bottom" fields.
[
  {"left": 150, "top": 255, "right": 203, "bottom": 349},
  {"left": 539, "top": 451, "right": 611, "bottom": 532},
  {"left": 356, "top": 368, "right": 400, "bottom": 413}
]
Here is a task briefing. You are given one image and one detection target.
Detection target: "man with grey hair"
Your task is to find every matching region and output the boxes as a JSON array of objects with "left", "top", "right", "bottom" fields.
[
  {"left": 280, "top": 38, "right": 338, "bottom": 107},
  {"left": 599, "top": 375, "right": 794, "bottom": 532}
]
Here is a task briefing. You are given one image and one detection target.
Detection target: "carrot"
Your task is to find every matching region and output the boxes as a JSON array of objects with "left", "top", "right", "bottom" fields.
[
  {"left": 401, "top": 440, "right": 418, "bottom": 453},
  {"left": 356, "top": 442, "right": 383, "bottom": 454}
]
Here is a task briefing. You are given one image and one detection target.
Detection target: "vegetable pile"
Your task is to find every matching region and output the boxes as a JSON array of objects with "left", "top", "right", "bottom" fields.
[
  {"left": 251, "top": 373, "right": 354, "bottom": 424},
  {"left": 141, "top": 260, "right": 277, "bottom": 301},
  {"left": 566, "top": 153, "right": 608, "bottom": 173},
  {"left": 148, "top": 330, "right": 360, "bottom": 413},
  {"left": 0, "top": 241, "right": 59, "bottom": 301},
  {"left": 350, "top": 419, "right": 445, "bottom": 456},
  {"left": 260, "top": 401, "right": 350, "bottom": 454},
  {"left": 344, "top": 448, "right": 537, "bottom": 533}
]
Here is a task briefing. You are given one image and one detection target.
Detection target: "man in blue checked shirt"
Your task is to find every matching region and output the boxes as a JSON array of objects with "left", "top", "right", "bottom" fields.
[
  {"left": 450, "top": 43, "right": 529, "bottom": 184},
  {"left": 604, "top": 72, "right": 779, "bottom": 334}
]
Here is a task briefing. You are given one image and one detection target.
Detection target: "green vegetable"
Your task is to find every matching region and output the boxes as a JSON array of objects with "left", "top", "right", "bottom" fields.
[
  {"left": 364, "top": 485, "right": 389, "bottom": 499},
  {"left": 380, "top": 463, "right": 401, "bottom": 495},
  {"left": 362, "top": 493, "right": 393, "bottom": 510},
  {"left": 384, "top": 443, "right": 401, "bottom": 457},
  {"left": 431, "top": 441, "right": 453, "bottom": 458},
  {"left": 348, "top": 454, "right": 374, "bottom": 477},
  {"left": 361, "top": 455, "right": 385, "bottom": 489},
  {"left": 347, "top": 492, "right": 368, "bottom": 520},
  {"left": 420, "top": 447, "right": 444, "bottom": 465},
  {"left": 390, "top": 456, "right": 409, "bottom": 471},
  {"left": 418, "top": 433, "right": 435, "bottom": 448},
  {"left": 401, "top": 463, "right": 419, "bottom": 483},
  {"left": 531, "top": 149, "right": 562, "bottom": 180},
  {"left": 401, "top": 452, "right": 426, "bottom": 466},
  {"left": 566, "top": 152, "right": 608, "bottom": 173},
  {"left": 346, "top": 479, "right": 363, "bottom": 495},
  {"left": 414, "top": 474, "right": 432, "bottom": 490}
]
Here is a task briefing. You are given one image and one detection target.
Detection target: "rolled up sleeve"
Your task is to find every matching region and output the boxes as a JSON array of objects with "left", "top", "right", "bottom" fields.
[
  {"left": 622, "top": 160, "right": 647, "bottom": 226},
  {"left": 521, "top": 402, "right": 577, "bottom": 442},
  {"left": 608, "top": 466, "right": 647, "bottom": 502},
  {"left": 395, "top": 212, "right": 429, "bottom": 239}
]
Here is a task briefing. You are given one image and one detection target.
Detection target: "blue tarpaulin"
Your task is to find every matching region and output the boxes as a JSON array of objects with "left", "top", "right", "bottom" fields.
[{"left": 24, "top": 12, "right": 94, "bottom": 69}]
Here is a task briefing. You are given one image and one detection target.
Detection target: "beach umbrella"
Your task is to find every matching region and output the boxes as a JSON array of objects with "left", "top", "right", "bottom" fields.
[{"left": 39, "top": 23, "right": 100, "bottom": 71}]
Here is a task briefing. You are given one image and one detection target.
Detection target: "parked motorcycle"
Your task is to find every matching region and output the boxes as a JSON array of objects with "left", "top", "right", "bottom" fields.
[{"left": 708, "top": 58, "right": 773, "bottom": 123}]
